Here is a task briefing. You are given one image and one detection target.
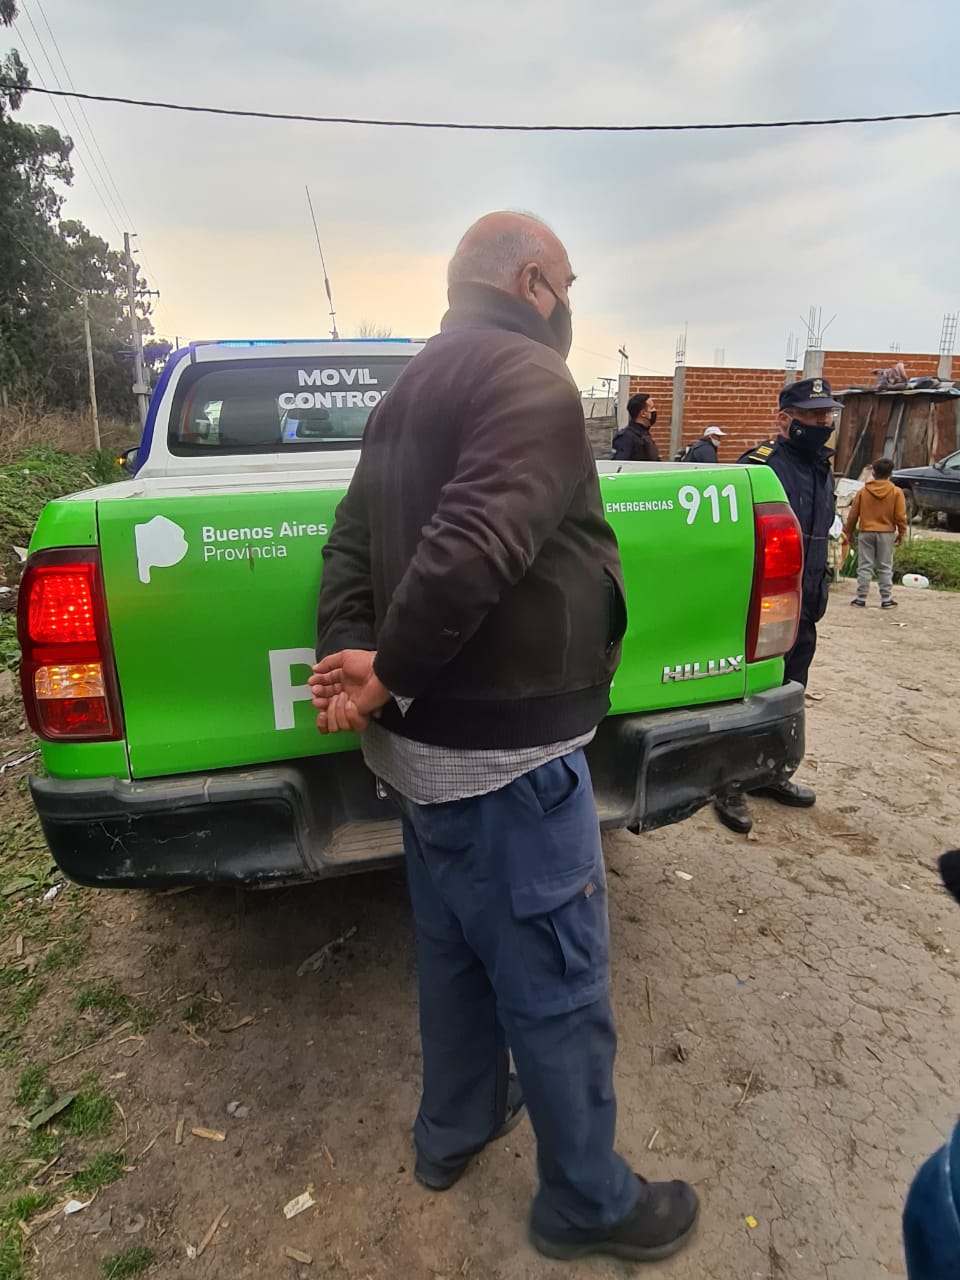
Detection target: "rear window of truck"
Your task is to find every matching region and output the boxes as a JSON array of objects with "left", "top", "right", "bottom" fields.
[{"left": 168, "top": 356, "right": 411, "bottom": 454}]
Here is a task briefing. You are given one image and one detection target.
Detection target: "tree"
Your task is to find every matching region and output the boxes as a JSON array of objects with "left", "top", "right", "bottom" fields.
[
  {"left": 0, "top": 1, "right": 153, "bottom": 419},
  {"left": 143, "top": 340, "right": 171, "bottom": 368},
  {"left": 143, "top": 340, "right": 173, "bottom": 379},
  {"left": 357, "top": 320, "right": 394, "bottom": 339},
  {"left": 0, "top": 8, "right": 73, "bottom": 404},
  {"left": 57, "top": 221, "right": 155, "bottom": 416}
]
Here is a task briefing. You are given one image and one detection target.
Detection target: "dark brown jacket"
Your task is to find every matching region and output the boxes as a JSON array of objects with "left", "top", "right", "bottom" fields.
[{"left": 316, "top": 282, "right": 626, "bottom": 750}]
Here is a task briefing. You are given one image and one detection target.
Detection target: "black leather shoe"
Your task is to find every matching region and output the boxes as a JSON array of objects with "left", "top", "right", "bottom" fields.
[
  {"left": 753, "top": 779, "right": 816, "bottom": 807},
  {"left": 531, "top": 1175, "right": 699, "bottom": 1262},
  {"left": 714, "top": 791, "right": 753, "bottom": 834},
  {"left": 415, "top": 1074, "right": 526, "bottom": 1191}
]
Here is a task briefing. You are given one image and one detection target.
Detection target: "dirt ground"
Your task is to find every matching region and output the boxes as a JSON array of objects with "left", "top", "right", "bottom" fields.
[{"left": 3, "top": 575, "right": 959, "bottom": 1280}]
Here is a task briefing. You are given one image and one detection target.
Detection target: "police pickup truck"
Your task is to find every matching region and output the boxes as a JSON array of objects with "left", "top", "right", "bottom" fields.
[{"left": 18, "top": 340, "right": 805, "bottom": 887}]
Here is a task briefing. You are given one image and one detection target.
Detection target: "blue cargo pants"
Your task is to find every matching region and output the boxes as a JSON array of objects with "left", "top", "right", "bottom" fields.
[
  {"left": 393, "top": 748, "right": 638, "bottom": 1234},
  {"left": 903, "top": 1119, "right": 960, "bottom": 1277}
]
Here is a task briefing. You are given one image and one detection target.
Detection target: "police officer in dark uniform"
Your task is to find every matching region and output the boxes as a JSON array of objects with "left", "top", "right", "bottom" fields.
[
  {"left": 714, "top": 376, "right": 840, "bottom": 834},
  {"left": 611, "top": 394, "right": 661, "bottom": 461}
]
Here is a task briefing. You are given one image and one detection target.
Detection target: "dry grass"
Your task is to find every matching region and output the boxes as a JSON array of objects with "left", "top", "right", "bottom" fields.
[{"left": 0, "top": 407, "right": 134, "bottom": 465}]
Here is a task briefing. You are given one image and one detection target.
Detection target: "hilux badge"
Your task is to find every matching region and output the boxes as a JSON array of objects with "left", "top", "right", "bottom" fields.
[{"left": 662, "top": 655, "right": 744, "bottom": 683}]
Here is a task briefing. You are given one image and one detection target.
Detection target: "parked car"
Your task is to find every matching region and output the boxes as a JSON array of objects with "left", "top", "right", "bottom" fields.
[{"left": 893, "top": 450, "right": 960, "bottom": 530}]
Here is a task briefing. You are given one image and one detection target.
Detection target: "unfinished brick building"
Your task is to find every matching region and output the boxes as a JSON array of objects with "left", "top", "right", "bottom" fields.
[{"left": 621, "top": 350, "right": 952, "bottom": 463}]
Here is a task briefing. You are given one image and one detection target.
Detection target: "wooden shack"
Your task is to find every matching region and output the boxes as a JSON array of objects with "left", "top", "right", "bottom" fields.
[{"left": 832, "top": 387, "right": 960, "bottom": 479}]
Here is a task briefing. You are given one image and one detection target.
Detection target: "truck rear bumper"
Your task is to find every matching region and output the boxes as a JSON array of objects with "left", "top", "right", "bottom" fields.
[{"left": 32, "top": 682, "right": 804, "bottom": 888}]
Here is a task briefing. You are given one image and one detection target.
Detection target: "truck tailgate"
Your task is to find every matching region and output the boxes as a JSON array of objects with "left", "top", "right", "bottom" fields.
[
  {"left": 600, "top": 464, "right": 754, "bottom": 715},
  {"left": 96, "top": 465, "right": 756, "bottom": 780},
  {"left": 98, "top": 488, "right": 347, "bottom": 778}
]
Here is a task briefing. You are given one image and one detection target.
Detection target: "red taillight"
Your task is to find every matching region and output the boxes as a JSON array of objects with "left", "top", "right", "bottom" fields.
[
  {"left": 17, "top": 550, "right": 123, "bottom": 742},
  {"left": 760, "top": 520, "right": 803, "bottom": 581},
  {"left": 746, "top": 503, "right": 803, "bottom": 664},
  {"left": 27, "top": 564, "right": 98, "bottom": 644}
]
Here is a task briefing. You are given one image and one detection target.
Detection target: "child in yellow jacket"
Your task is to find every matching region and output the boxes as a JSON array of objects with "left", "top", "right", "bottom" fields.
[{"left": 845, "top": 457, "right": 908, "bottom": 609}]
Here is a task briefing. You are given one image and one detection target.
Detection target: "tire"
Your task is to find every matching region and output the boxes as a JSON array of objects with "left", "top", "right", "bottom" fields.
[
  {"left": 902, "top": 489, "right": 917, "bottom": 523},
  {"left": 946, "top": 512, "right": 960, "bottom": 533}
]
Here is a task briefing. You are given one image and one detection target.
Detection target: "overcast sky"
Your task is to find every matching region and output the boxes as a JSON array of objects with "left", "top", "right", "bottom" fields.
[{"left": 12, "top": 0, "right": 960, "bottom": 389}]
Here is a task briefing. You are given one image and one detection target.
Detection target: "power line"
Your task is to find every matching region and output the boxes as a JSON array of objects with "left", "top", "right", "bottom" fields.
[
  {"left": 13, "top": 9, "right": 126, "bottom": 234},
  {"left": 27, "top": 0, "right": 161, "bottom": 293},
  {"left": 10, "top": 18, "right": 161, "bottom": 305},
  {"left": 1, "top": 80, "right": 958, "bottom": 133},
  {"left": 3, "top": 228, "right": 102, "bottom": 446},
  {"left": 17, "top": 3, "right": 126, "bottom": 238},
  {"left": 10, "top": 19, "right": 126, "bottom": 240},
  {"left": 4, "top": 222, "right": 83, "bottom": 295},
  {"left": 571, "top": 345, "right": 670, "bottom": 376},
  {"left": 30, "top": 0, "right": 137, "bottom": 233},
  {"left": 4, "top": 224, "right": 135, "bottom": 337},
  {"left": 5, "top": 222, "right": 123, "bottom": 324}
]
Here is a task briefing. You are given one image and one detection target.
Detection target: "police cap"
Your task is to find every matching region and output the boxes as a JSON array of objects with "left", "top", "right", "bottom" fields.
[{"left": 780, "top": 377, "right": 843, "bottom": 412}]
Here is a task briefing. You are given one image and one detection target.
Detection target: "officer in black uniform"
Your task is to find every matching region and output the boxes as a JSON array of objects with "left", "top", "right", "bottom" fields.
[
  {"left": 611, "top": 394, "right": 661, "bottom": 462},
  {"left": 715, "top": 376, "right": 840, "bottom": 834}
]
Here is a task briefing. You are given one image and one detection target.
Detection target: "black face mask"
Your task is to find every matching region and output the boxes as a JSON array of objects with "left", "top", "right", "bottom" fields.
[
  {"left": 648, "top": 410, "right": 658, "bottom": 427},
  {"left": 537, "top": 272, "right": 573, "bottom": 360},
  {"left": 788, "top": 420, "right": 833, "bottom": 453}
]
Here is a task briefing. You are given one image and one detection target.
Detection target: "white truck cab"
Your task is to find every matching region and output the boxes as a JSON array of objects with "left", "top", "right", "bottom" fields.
[{"left": 130, "top": 339, "right": 425, "bottom": 481}]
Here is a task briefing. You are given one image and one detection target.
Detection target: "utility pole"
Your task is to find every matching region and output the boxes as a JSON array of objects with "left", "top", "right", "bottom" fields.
[
  {"left": 124, "top": 232, "right": 150, "bottom": 427},
  {"left": 81, "top": 293, "right": 100, "bottom": 450}
]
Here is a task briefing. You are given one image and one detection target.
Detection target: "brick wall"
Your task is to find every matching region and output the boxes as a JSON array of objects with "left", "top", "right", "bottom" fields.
[
  {"left": 821, "top": 351, "right": 943, "bottom": 389},
  {"left": 623, "top": 349, "right": 949, "bottom": 464},
  {"left": 625, "top": 375, "right": 674, "bottom": 456},
  {"left": 630, "top": 367, "right": 788, "bottom": 460},
  {"left": 680, "top": 366, "right": 788, "bottom": 461}
]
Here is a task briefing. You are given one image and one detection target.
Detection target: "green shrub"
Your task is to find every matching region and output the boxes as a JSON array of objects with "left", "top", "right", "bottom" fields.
[
  {"left": 894, "top": 539, "right": 960, "bottom": 590},
  {"left": 0, "top": 445, "right": 122, "bottom": 552},
  {"left": 0, "top": 447, "right": 124, "bottom": 672}
]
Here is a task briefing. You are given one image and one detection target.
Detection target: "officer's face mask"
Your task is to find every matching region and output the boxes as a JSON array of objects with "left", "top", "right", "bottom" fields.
[
  {"left": 788, "top": 419, "right": 834, "bottom": 453},
  {"left": 536, "top": 272, "right": 573, "bottom": 360},
  {"left": 647, "top": 410, "right": 658, "bottom": 427}
]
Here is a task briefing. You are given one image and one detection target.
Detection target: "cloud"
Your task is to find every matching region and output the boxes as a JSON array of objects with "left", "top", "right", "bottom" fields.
[
  {"left": 15, "top": 0, "right": 960, "bottom": 387},
  {"left": 583, "top": 117, "right": 960, "bottom": 368}
]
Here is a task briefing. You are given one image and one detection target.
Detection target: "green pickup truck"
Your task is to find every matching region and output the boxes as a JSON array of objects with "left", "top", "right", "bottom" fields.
[{"left": 17, "top": 340, "right": 805, "bottom": 887}]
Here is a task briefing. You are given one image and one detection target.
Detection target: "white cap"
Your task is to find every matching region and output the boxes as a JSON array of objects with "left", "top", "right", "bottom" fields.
[{"left": 704, "top": 425, "right": 725, "bottom": 438}]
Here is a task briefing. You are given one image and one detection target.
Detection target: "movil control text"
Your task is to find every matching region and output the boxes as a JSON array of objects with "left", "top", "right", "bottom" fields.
[{"left": 279, "top": 368, "right": 382, "bottom": 411}]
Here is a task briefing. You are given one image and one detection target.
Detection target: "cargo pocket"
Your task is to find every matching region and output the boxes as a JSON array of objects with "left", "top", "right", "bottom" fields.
[
  {"left": 505, "top": 757, "right": 609, "bottom": 1017},
  {"left": 509, "top": 860, "right": 609, "bottom": 1017}
]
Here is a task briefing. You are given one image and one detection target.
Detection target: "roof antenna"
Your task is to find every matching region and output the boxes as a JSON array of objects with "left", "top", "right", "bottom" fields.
[{"left": 305, "top": 185, "right": 339, "bottom": 340}]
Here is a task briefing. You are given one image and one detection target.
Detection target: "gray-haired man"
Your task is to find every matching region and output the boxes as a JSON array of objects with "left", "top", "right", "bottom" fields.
[{"left": 310, "top": 212, "right": 698, "bottom": 1262}]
